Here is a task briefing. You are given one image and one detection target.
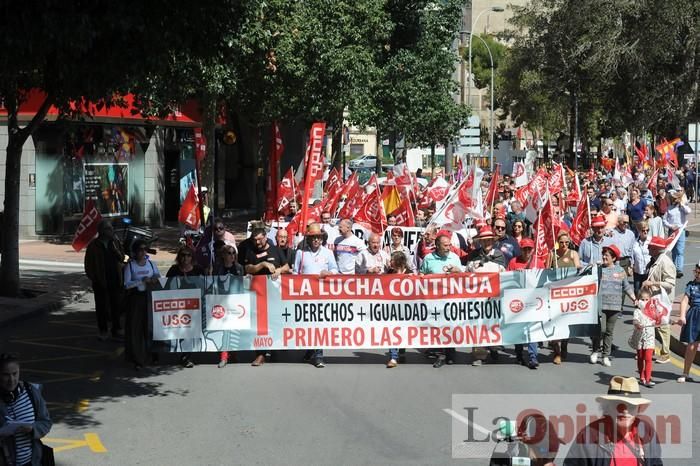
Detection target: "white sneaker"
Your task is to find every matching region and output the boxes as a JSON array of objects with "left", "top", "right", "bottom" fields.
[
  {"left": 602, "top": 357, "right": 612, "bottom": 367},
  {"left": 589, "top": 352, "right": 599, "bottom": 364}
]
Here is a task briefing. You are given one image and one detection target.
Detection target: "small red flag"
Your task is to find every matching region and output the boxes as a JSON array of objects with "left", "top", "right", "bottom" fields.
[
  {"left": 72, "top": 200, "right": 103, "bottom": 252},
  {"left": 194, "top": 128, "right": 207, "bottom": 162},
  {"left": 178, "top": 184, "right": 201, "bottom": 229},
  {"left": 569, "top": 195, "right": 590, "bottom": 246},
  {"left": 389, "top": 197, "right": 415, "bottom": 227}
]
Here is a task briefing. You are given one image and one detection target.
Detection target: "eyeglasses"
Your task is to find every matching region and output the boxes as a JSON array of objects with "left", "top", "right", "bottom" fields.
[
  {"left": 640, "top": 229, "right": 649, "bottom": 233},
  {"left": 494, "top": 226, "right": 506, "bottom": 231},
  {"left": 308, "top": 235, "right": 322, "bottom": 240},
  {"left": 513, "top": 224, "right": 523, "bottom": 228}
]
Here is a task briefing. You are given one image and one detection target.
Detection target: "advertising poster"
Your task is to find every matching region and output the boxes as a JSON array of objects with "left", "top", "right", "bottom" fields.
[{"left": 84, "top": 162, "right": 129, "bottom": 217}]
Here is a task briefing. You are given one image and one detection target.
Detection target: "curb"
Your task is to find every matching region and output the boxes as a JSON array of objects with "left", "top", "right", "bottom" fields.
[{"left": 0, "top": 289, "right": 89, "bottom": 329}]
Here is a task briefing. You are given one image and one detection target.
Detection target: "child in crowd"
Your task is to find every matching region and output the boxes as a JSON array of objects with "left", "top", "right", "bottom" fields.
[{"left": 630, "top": 288, "right": 658, "bottom": 387}]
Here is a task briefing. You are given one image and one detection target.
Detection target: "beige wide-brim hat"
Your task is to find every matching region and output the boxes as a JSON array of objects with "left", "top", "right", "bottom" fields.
[{"left": 596, "top": 376, "right": 651, "bottom": 406}]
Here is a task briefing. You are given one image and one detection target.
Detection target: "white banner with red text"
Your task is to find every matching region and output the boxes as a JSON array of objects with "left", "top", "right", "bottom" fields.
[{"left": 151, "top": 267, "right": 599, "bottom": 352}]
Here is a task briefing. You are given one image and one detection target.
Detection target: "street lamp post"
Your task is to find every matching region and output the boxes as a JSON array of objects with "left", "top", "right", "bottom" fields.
[
  {"left": 467, "top": 6, "right": 504, "bottom": 108},
  {"left": 472, "top": 35, "right": 496, "bottom": 173}
]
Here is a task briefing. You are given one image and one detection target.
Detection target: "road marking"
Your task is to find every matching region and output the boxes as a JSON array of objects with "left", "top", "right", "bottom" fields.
[
  {"left": 44, "top": 433, "right": 107, "bottom": 453},
  {"left": 21, "top": 335, "right": 99, "bottom": 342},
  {"left": 77, "top": 399, "right": 90, "bottom": 413},
  {"left": 655, "top": 346, "right": 700, "bottom": 376},
  {"left": 49, "top": 320, "right": 98, "bottom": 329},
  {"left": 22, "top": 369, "right": 103, "bottom": 384},
  {"left": 22, "top": 354, "right": 110, "bottom": 364},
  {"left": 9, "top": 340, "right": 110, "bottom": 354}
]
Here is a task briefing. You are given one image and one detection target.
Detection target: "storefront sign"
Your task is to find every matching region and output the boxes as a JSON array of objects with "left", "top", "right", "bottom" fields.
[{"left": 84, "top": 163, "right": 129, "bottom": 217}]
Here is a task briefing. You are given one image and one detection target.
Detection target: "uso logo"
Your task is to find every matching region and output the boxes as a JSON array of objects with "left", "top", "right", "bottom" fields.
[
  {"left": 509, "top": 299, "right": 524, "bottom": 313},
  {"left": 161, "top": 314, "right": 192, "bottom": 327},
  {"left": 211, "top": 305, "right": 226, "bottom": 320}
]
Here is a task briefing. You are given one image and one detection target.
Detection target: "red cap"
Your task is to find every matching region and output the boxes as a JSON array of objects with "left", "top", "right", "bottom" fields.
[
  {"left": 519, "top": 238, "right": 535, "bottom": 249},
  {"left": 476, "top": 226, "right": 495, "bottom": 239},
  {"left": 603, "top": 244, "right": 621, "bottom": 260},
  {"left": 591, "top": 215, "right": 606, "bottom": 228},
  {"left": 648, "top": 236, "right": 666, "bottom": 249},
  {"left": 436, "top": 229, "right": 452, "bottom": 241}
]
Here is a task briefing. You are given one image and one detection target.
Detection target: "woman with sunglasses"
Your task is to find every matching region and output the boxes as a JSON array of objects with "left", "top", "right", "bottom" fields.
[
  {"left": 123, "top": 239, "right": 161, "bottom": 370},
  {"left": 677, "top": 262, "right": 700, "bottom": 383},
  {"left": 165, "top": 247, "right": 205, "bottom": 368},
  {"left": 510, "top": 219, "right": 525, "bottom": 243},
  {"left": 547, "top": 231, "right": 581, "bottom": 365},
  {"left": 214, "top": 244, "right": 245, "bottom": 368}
]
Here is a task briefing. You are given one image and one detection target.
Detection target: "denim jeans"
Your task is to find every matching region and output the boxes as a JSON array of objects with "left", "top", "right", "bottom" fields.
[
  {"left": 515, "top": 343, "right": 538, "bottom": 363},
  {"left": 672, "top": 230, "right": 686, "bottom": 271},
  {"left": 592, "top": 310, "right": 620, "bottom": 357}
]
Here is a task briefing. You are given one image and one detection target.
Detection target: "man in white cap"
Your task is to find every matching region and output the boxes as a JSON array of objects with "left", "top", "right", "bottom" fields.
[
  {"left": 294, "top": 223, "right": 338, "bottom": 368},
  {"left": 564, "top": 376, "right": 661, "bottom": 465}
]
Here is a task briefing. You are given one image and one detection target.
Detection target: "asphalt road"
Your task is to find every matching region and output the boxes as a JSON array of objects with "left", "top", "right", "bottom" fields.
[{"left": 3, "top": 241, "right": 700, "bottom": 465}]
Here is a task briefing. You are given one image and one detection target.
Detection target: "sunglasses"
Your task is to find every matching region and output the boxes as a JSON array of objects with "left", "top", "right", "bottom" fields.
[
  {"left": 308, "top": 235, "right": 322, "bottom": 240},
  {"left": 494, "top": 226, "right": 506, "bottom": 230}
]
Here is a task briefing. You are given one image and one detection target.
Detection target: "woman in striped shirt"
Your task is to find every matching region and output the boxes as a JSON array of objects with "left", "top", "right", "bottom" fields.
[{"left": 0, "top": 353, "right": 52, "bottom": 466}]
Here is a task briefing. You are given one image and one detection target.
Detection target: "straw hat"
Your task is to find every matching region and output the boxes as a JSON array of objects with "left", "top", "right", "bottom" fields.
[
  {"left": 476, "top": 226, "right": 495, "bottom": 239},
  {"left": 596, "top": 376, "right": 651, "bottom": 406}
]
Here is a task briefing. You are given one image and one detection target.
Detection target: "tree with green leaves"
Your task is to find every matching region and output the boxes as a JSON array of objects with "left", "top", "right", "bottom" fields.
[
  {"left": 0, "top": 0, "right": 235, "bottom": 296},
  {"left": 350, "top": 0, "right": 470, "bottom": 166}
]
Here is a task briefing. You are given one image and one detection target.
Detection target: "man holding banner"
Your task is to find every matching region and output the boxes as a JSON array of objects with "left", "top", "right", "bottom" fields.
[
  {"left": 419, "top": 230, "right": 463, "bottom": 368},
  {"left": 294, "top": 223, "right": 338, "bottom": 368}
]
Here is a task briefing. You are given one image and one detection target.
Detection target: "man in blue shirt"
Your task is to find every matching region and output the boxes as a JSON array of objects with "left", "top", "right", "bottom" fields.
[{"left": 579, "top": 215, "right": 607, "bottom": 266}]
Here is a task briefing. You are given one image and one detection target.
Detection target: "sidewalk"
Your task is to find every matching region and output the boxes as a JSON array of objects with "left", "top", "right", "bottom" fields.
[{"left": 1, "top": 217, "right": 252, "bottom": 329}]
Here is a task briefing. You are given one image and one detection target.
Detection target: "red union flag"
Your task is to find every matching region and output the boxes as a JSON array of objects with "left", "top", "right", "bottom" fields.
[
  {"left": 300, "top": 122, "right": 326, "bottom": 229},
  {"left": 483, "top": 164, "right": 500, "bottom": 215},
  {"left": 549, "top": 162, "right": 564, "bottom": 195},
  {"left": 390, "top": 197, "right": 415, "bottom": 227},
  {"left": 265, "top": 121, "right": 285, "bottom": 220},
  {"left": 569, "top": 195, "right": 590, "bottom": 246},
  {"left": 427, "top": 176, "right": 450, "bottom": 203},
  {"left": 326, "top": 167, "right": 341, "bottom": 193},
  {"left": 354, "top": 187, "right": 387, "bottom": 234},
  {"left": 72, "top": 200, "right": 103, "bottom": 252},
  {"left": 194, "top": 128, "right": 207, "bottom": 162},
  {"left": 533, "top": 199, "right": 555, "bottom": 263},
  {"left": 178, "top": 183, "right": 201, "bottom": 229},
  {"left": 277, "top": 168, "right": 298, "bottom": 214}
]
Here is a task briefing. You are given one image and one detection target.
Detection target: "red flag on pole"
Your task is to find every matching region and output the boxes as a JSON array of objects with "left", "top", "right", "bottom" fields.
[
  {"left": 194, "top": 128, "right": 207, "bottom": 162},
  {"left": 533, "top": 198, "right": 555, "bottom": 264},
  {"left": 390, "top": 197, "right": 415, "bottom": 227},
  {"left": 72, "top": 200, "right": 103, "bottom": 252},
  {"left": 299, "top": 122, "right": 327, "bottom": 230},
  {"left": 647, "top": 169, "right": 658, "bottom": 197},
  {"left": 277, "top": 168, "right": 299, "bottom": 215},
  {"left": 549, "top": 162, "right": 564, "bottom": 195},
  {"left": 265, "top": 121, "right": 285, "bottom": 220},
  {"left": 483, "top": 164, "right": 500, "bottom": 216},
  {"left": 354, "top": 186, "right": 387, "bottom": 234},
  {"left": 569, "top": 195, "right": 590, "bottom": 246},
  {"left": 178, "top": 183, "right": 201, "bottom": 229}
]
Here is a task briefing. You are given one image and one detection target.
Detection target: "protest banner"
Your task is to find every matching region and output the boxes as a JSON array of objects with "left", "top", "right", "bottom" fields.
[{"left": 152, "top": 267, "right": 599, "bottom": 351}]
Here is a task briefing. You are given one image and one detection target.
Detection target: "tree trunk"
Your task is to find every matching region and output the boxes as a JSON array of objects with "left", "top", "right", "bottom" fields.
[
  {"left": 331, "top": 112, "right": 343, "bottom": 171},
  {"left": 0, "top": 91, "right": 53, "bottom": 297},
  {"left": 0, "top": 141, "right": 22, "bottom": 297}
]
